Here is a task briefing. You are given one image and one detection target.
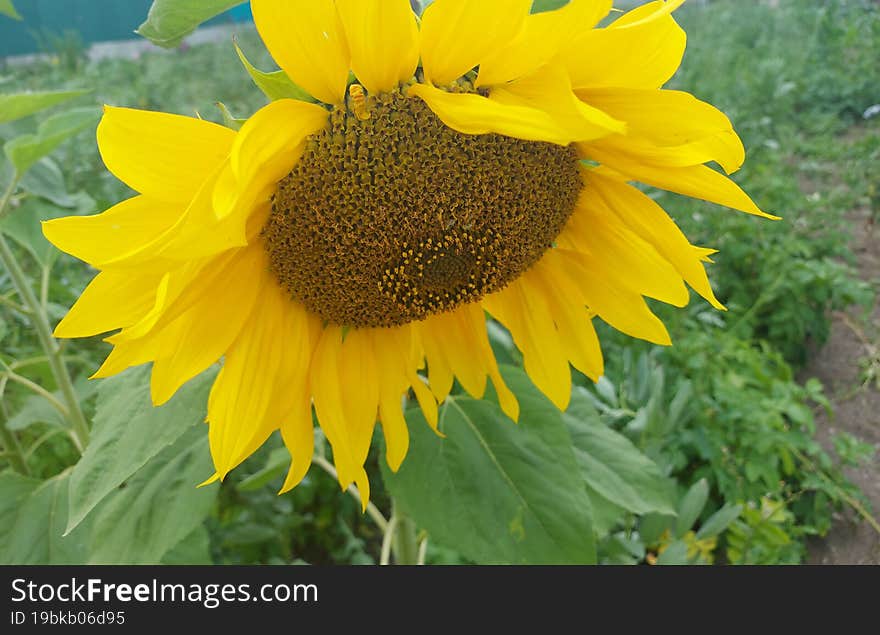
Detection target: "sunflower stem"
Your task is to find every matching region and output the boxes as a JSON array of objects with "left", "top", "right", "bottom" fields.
[
  {"left": 390, "top": 500, "right": 420, "bottom": 565},
  {"left": 0, "top": 202, "right": 89, "bottom": 452}
]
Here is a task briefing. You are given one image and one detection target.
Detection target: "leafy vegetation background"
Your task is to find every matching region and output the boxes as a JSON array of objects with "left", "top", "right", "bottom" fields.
[{"left": 1, "top": 0, "right": 878, "bottom": 564}]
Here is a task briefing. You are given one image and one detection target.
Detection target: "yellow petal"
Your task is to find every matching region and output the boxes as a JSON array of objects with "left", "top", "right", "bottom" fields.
[
  {"left": 310, "top": 326, "right": 361, "bottom": 488},
  {"left": 409, "top": 370, "right": 441, "bottom": 434},
  {"left": 564, "top": 0, "right": 686, "bottom": 90},
  {"left": 429, "top": 310, "right": 486, "bottom": 399},
  {"left": 84, "top": 162, "right": 249, "bottom": 270},
  {"left": 230, "top": 98, "right": 329, "bottom": 188},
  {"left": 585, "top": 169, "right": 725, "bottom": 309},
  {"left": 456, "top": 303, "right": 519, "bottom": 422},
  {"left": 477, "top": 0, "right": 613, "bottom": 87},
  {"left": 91, "top": 316, "right": 177, "bottom": 379},
  {"left": 53, "top": 269, "right": 163, "bottom": 339},
  {"left": 530, "top": 253, "right": 605, "bottom": 381},
  {"left": 579, "top": 87, "right": 745, "bottom": 174},
  {"left": 97, "top": 106, "right": 234, "bottom": 202},
  {"left": 371, "top": 327, "right": 411, "bottom": 471},
  {"left": 336, "top": 0, "right": 419, "bottom": 94},
  {"left": 206, "top": 272, "right": 289, "bottom": 479},
  {"left": 563, "top": 188, "right": 691, "bottom": 307},
  {"left": 279, "top": 396, "right": 315, "bottom": 494},
  {"left": 251, "top": 0, "right": 350, "bottom": 105},
  {"left": 41, "top": 196, "right": 184, "bottom": 269},
  {"left": 148, "top": 247, "right": 267, "bottom": 406},
  {"left": 559, "top": 248, "right": 672, "bottom": 346},
  {"left": 418, "top": 316, "right": 455, "bottom": 403},
  {"left": 339, "top": 328, "right": 380, "bottom": 470},
  {"left": 275, "top": 298, "right": 321, "bottom": 493},
  {"left": 420, "top": 0, "right": 531, "bottom": 86},
  {"left": 583, "top": 145, "right": 778, "bottom": 219},
  {"left": 408, "top": 82, "right": 580, "bottom": 146},
  {"left": 489, "top": 63, "right": 625, "bottom": 142},
  {"left": 483, "top": 278, "right": 572, "bottom": 411}
]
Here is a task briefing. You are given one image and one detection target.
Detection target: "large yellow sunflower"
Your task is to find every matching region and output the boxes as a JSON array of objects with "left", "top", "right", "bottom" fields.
[{"left": 42, "top": 0, "right": 772, "bottom": 507}]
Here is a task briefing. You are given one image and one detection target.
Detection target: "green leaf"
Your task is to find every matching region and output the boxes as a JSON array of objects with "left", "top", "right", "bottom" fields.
[
  {"left": 676, "top": 478, "right": 710, "bottom": 538},
  {"left": 383, "top": 366, "right": 596, "bottom": 564},
  {"left": 66, "top": 365, "right": 217, "bottom": 533},
  {"left": 86, "top": 424, "right": 217, "bottom": 564},
  {"left": 236, "top": 447, "right": 289, "bottom": 492},
  {"left": 0, "top": 197, "right": 69, "bottom": 265},
  {"left": 4, "top": 107, "right": 100, "bottom": 175},
  {"left": 638, "top": 512, "right": 674, "bottom": 547},
  {"left": 0, "top": 471, "right": 41, "bottom": 550},
  {"left": 215, "top": 101, "right": 246, "bottom": 131},
  {"left": 161, "top": 525, "right": 212, "bottom": 565},
  {"left": 234, "top": 41, "right": 315, "bottom": 103},
  {"left": 0, "top": 470, "right": 92, "bottom": 564},
  {"left": 0, "top": 0, "right": 21, "bottom": 20},
  {"left": 19, "top": 158, "right": 78, "bottom": 208},
  {"left": 696, "top": 503, "right": 742, "bottom": 540},
  {"left": 565, "top": 387, "right": 676, "bottom": 515},
  {"left": 5, "top": 393, "right": 66, "bottom": 431},
  {"left": 137, "top": 0, "right": 245, "bottom": 48},
  {"left": 0, "top": 89, "right": 88, "bottom": 124},
  {"left": 655, "top": 540, "right": 689, "bottom": 565},
  {"left": 531, "top": 0, "right": 569, "bottom": 13},
  {"left": 585, "top": 482, "right": 626, "bottom": 538}
]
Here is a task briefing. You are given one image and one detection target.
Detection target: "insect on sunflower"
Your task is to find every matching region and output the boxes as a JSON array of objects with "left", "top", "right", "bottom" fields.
[{"left": 43, "top": 0, "right": 774, "bottom": 507}]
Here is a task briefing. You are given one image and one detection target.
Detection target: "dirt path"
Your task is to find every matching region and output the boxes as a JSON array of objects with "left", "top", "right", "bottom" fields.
[{"left": 803, "top": 201, "right": 880, "bottom": 564}]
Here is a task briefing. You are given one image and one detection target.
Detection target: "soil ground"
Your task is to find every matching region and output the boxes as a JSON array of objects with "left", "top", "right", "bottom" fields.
[{"left": 802, "top": 203, "right": 880, "bottom": 564}]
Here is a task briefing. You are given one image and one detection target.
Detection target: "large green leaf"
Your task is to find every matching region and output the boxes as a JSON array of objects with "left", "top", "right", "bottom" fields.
[
  {"left": 4, "top": 108, "right": 100, "bottom": 175},
  {"left": 5, "top": 392, "right": 66, "bottom": 431},
  {"left": 0, "top": 198, "right": 67, "bottom": 265},
  {"left": 86, "top": 424, "right": 216, "bottom": 564},
  {"left": 565, "top": 387, "right": 676, "bottom": 516},
  {"left": 0, "top": 190, "right": 94, "bottom": 265},
  {"left": 66, "top": 365, "right": 217, "bottom": 533},
  {"left": 137, "top": 0, "right": 245, "bottom": 48},
  {"left": 0, "top": 0, "right": 21, "bottom": 20},
  {"left": 383, "top": 366, "right": 596, "bottom": 564},
  {"left": 161, "top": 525, "right": 213, "bottom": 565},
  {"left": 20, "top": 157, "right": 80, "bottom": 208},
  {"left": 0, "top": 90, "right": 88, "bottom": 124},
  {"left": 0, "top": 470, "right": 92, "bottom": 564},
  {"left": 234, "top": 41, "right": 315, "bottom": 103}
]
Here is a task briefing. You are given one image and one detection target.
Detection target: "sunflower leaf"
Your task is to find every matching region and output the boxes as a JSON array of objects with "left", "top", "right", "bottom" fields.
[
  {"left": 234, "top": 40, "right": 316, "bottom": 103},
  {"left": 531, "top": 0, "right": 569, "bottom": 13},
  {"left": 383, "top": 365, "right": 596, "bottom": 564},
  {"left": 0, "top": 89, "right": 89, "bottom": 125},
  {"left": 0, "top": 470, "right": 93, "bottom": 564},
  {"left": 136, "top": 0, "right": 245, "bottom": 48},
  {"left": 66, "top": 365, "right": 217, "bottom": 534},
  {"left": 85, "top": 424, "right": 216, "bottom": 564},
  {"left": 4, "top": 107, "right": 99, "bottom": 176},
  {"left": 565, "top": 387, "right": 677, "bottom": 516}
]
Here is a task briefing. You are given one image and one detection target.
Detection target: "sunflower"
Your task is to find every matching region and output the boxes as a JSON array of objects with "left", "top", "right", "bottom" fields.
[{"left": 42, "top": 0, "right": 772, "bottom": 507}]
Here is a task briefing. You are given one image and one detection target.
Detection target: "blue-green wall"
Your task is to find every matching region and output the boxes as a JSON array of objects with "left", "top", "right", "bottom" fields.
[{"left": 0, "top": 0, "right": 252, "bottom": 57}]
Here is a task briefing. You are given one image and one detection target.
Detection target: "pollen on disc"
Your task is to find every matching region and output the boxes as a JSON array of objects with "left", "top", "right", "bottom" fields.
[{"left": 262, "top": 87, "right": 582, "bottom": 328}]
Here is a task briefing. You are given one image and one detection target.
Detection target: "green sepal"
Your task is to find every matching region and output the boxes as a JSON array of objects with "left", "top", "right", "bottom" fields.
[{"left": 234, "top": 40, "right": 316, "bottom": 103}]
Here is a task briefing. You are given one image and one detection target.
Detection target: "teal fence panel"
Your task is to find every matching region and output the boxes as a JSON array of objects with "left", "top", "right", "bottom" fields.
[{"left": 0, "top": 0, "right": 252, "bottom": 57}]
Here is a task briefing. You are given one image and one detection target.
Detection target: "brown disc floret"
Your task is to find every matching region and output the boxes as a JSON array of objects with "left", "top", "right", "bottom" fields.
[{"left": 262, "top": 86, "right": 582, "bottom": 328}]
